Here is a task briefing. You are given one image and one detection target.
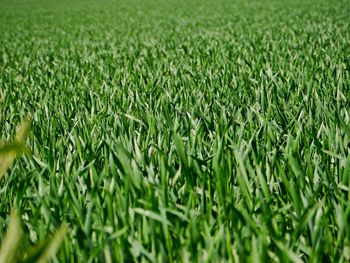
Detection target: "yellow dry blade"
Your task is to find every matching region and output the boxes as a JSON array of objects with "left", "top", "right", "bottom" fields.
[
  {"left": 0, "top": 150, "right": 17, "bottom": 178},
  {"left": 37, "top": 224, "right": 67, "bottom": 263},
  {"left": 0, "top": 117, "right": 31, "bottom": 177},
  {"left": 15, "top": 117, "right": 32, "bottom": 142},
  {"left": 0, "top": 211, "right": 24, "bottom": 263}
]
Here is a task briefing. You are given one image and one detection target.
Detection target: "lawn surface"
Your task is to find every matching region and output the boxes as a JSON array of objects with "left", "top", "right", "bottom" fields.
[{"left": 1, "top": 0, "right": 350, "bottom": 261}]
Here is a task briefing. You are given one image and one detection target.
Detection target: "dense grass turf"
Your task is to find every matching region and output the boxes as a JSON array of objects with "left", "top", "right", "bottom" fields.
[{"left": 1, "top": 0, "right": 350, "bottom": 261}]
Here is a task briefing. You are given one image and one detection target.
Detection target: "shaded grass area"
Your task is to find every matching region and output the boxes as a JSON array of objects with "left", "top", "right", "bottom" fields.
[{"left": 1, "top": 0, "right": 350, "bottom": 261}]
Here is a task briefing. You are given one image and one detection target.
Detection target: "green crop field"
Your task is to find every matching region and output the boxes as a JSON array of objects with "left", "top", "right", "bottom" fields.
[{"left": 0, "top": 0, "right": 350, "bottom": 262}]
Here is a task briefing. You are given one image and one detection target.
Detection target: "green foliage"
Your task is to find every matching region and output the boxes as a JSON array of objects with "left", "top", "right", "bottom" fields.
[
  {"left": 0, "top": 0, "right": 349, "bottom": 261},
  {"left": 0, "top": 119, "right": 66, "bottom": 263}
]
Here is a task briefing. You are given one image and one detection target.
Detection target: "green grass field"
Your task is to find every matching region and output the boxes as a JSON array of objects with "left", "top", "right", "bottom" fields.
[{"left": 1, "top": 0, "right": 350, "bottom": 261}]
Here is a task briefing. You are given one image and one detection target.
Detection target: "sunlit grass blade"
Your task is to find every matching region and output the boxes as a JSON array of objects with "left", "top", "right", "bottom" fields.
[{"left": 0, "top": 211, "right": 23, "bottom": 263}]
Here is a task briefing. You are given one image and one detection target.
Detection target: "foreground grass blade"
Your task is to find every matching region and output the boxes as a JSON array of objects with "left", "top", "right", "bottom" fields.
[
  {"left": 0, "top": 117, "right": 31, "bottom": 177},
  {"left": 36, "top": 224, "right": 67, "bottom": 263},
  {"left": 0, "top": 211, "right": 23, "bottom": 263}
]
